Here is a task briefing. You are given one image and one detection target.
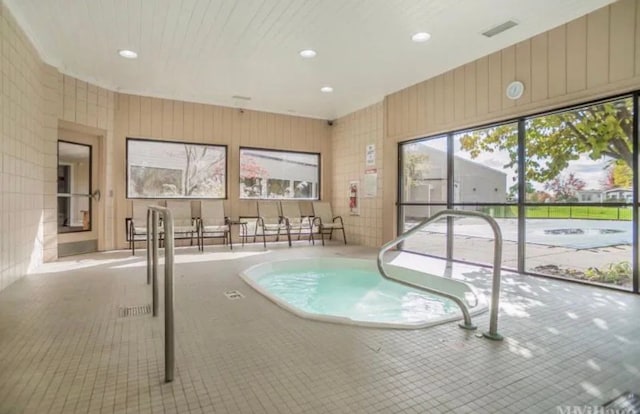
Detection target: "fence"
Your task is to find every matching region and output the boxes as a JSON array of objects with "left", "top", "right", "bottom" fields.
[{"left": 478, "top": 205, "right": 633, "bottom": 221}]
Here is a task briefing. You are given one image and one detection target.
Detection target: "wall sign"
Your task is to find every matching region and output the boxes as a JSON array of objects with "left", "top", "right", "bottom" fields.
[
  {"left": 363, "top": 168, "right": 377, "bottom": 198},
  {"left": 366, "top": 144, "right": 376, "bottom": 166}
]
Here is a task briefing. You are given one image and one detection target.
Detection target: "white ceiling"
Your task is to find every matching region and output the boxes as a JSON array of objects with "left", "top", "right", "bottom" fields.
[{"left": 6, "top": 0, "right": 615, "bottom": 120}]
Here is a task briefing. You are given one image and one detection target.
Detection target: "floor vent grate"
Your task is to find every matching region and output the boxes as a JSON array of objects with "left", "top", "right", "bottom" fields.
[
  {"left": 224, "top": 290, "right": 245, "bottom": 300},
  {"left": 603, "top": 391, "right": 640, "bottom": 413},
  {"left": 119, "top": 304, "right": 152, "bottom": 318}
]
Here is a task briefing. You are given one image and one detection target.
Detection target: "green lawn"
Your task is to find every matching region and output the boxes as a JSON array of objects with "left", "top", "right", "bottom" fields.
[{"left": 481, "top": 205, "right": 633, "bottom": 220}]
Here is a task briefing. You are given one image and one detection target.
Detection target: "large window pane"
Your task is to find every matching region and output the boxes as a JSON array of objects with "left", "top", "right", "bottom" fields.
[
  {"left": 525, "top": 97, "right": 633, "bottom": 203},
  {"left": 239, "top": 148, "right": 319, "bottom": 200},
  {"left": 451, "top": 205, "right": 518, "bottom": 269},
  {"left": 127, "top": 139, "right": 226, "bottom": 198},
  {"left": 453, "top": 123, "right": 518, "bottom": 203},
  {"left": 523, "top": 96, "right": 634, "bottom": 290},
  {"left": 400, "top": 136, "right": 447, "bottom": 203},
  {"left": 525, "top": 207, "right": 632, "bottom": 290},
  {"left": 398, "top": 205, "right": 448, "bottom": 258}
]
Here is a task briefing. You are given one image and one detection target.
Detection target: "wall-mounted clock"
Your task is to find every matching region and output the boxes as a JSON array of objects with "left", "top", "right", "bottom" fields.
[{"left": 506, "top": 81, "right": 524, "bottom": 100}]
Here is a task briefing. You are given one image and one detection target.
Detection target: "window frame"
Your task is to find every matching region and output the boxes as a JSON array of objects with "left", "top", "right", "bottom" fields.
[
  {"left": 126, "top": 137, "right": 228, "bottom": 199},
  {"left": 238, "top": 146, "right": 321, "bottom": 201}
]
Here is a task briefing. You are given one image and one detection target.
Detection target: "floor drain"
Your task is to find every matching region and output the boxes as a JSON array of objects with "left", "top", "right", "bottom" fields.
[
  {"left": 603, "top": 391, "right": 639, "bottom": 412},
  {"left": 224, "top": 290, "right": 245, "bottom": 300},
  {"left": 118, "top": 304, "right": 152, "bottom": 318}
]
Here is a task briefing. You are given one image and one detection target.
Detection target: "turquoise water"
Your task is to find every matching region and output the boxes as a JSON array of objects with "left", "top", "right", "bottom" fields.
[{"left": 255, "top": 268, "right": 458, "bottom": 325}]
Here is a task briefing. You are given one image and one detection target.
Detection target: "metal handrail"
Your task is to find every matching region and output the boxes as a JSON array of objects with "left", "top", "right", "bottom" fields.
[
  {"left": 377, "top": 209, "right": 504, "bottom": 340},
  {"left": 146, "top": 206, "right": 176, "bottom": 382}
]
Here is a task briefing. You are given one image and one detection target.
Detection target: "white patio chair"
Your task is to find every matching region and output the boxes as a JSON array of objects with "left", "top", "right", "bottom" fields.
[
  {"left": 199, "top": 200, "right": 231, "bottom": 250},
  {"left": 257, "top": 201, "right": 290, "bottom": 247},
  {"left": 311, "top": 201, "right": 346, "bottom": 246}
]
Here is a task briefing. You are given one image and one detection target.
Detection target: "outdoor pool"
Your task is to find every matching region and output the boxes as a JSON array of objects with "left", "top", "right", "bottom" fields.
[{"left": 413, "top": 218, "right": 631, "bottom": 249}]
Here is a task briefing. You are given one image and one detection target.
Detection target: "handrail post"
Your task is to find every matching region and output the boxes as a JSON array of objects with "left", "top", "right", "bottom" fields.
[
  {"left": 145, "top": 206, "right": 176, "bottom": 383},
  {"left": 164, "top": 209, "right": 175, "bottom": 382},
  {"left": 146, "top": 209, "right": 151, "bottom": 285},
  {"left": 151, "top": 211, "right": 159, "bottom": 318},
  {"left": 483, "top": 231, "right": 504, "bottom": 341}
]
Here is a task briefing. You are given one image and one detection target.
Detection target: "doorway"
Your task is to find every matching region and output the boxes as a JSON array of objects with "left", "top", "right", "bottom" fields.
[{"left": 57, "top": 130, "right": 101, "bottom": 256}]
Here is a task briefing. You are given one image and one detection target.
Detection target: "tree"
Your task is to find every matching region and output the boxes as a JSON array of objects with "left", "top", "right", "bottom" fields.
[
  {"left": 603, "top": 160, "right": 633, "bottom": 190},
  {"left": 403, "top": 147, "right": 429, "bottom": 181},
  {"left": 402, "top": 145, "right": 430, "bottom": 201},
  {"left": 183, "top": 145, "right": 225, "bottom": 196},
  {"left": 458, "top": 98, "right": 633, "bottom": 184},
  {"left": 239, "top": 155, "right": 269, "bottom": 197},
  {"left": 544, "top": 172, "right": 586, "bottom": 202},
  {"left": 508, "top": 181, "right": 535, "bottom": 201}
]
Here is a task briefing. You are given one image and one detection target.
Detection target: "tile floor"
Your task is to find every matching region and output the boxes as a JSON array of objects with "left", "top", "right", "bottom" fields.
[{"left": 0, "top": 242, "right": 639, "bottom": 413}]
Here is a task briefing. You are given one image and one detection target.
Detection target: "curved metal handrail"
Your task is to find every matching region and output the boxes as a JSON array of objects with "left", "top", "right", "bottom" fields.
[{"left": 377, "top": 209, "right": 504, "bottom": 339}]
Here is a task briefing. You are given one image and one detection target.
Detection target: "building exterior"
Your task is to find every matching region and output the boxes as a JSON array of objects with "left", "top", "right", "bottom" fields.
[{"left": 404, "top": 146, "right": 506, "bottom": 219}]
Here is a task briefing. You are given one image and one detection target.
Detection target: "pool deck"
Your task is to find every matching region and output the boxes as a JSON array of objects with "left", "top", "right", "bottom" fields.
[{"left": 0, "top": 243, "right": 639, "bottom": 413}]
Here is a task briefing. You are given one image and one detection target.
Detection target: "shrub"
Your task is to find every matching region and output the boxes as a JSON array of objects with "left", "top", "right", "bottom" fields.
[{"left": 584, "top": 261, "right": 632, "bottom": 285}]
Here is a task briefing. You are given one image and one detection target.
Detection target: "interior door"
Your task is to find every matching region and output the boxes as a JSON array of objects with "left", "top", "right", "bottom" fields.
[{"left": 57, "top": 130, "right": 101, "bottom": 256}]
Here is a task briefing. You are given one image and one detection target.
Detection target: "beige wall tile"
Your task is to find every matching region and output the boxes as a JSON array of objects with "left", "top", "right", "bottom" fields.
[{"left": 331, "top": 102, "right": 383, "bottom": 247}]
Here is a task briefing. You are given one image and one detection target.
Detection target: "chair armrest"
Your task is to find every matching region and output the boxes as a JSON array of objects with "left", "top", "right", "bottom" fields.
[{"left": 333, "top": 216, "right": 344, "bottom": 224}]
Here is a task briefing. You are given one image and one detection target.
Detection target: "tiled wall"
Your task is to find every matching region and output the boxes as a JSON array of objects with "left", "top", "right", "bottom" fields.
[
  {"left": 331, "top": 102, "right": 384, "bottom": 247},
  {"left": 113, "top": 94, "right": 331, "bottom": 249},
  {"left": 0, "top": 2, "right": 116, "bottom": 291},
  {"left": 54, "top": 75, "right": 116, "bottom": 252},
  {"left": 0, "top": 2, "right": 46, "bottom": 290}
]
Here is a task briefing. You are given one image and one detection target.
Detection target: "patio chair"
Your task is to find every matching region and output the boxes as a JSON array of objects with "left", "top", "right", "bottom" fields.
[
  {"left": 311, "top": 201, "right": 346, "bottom": 246},
  {"left": 257, "top": 201, "right": 290, "bottom": 247},
  {"left": 281, "top": 201, "right": 312, "bottom": 241},
  {"left": 129, "top": 200, "right": 164, "bottom": 255},
  {"left": 198, "top": 200, "right": 231, "bottom": 250},
  {"left": 166, "top": 200, "right": 198, "bottom": 247}
]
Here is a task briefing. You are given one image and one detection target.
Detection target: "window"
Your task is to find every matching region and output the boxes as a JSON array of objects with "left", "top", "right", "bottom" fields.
[
  {"left": 454, "top": 123, "right": 518, "bottom": 203},
  {"left": 523, "top": 97, "right": 633, "bottom": 287},
  {"left": 127, "top": 139, "right": 226, "bottom": 198},
  {"left": 397, "top": 94, "right": 637, "bottom": 292},
  {"left": 239, "top": 148, "right": 320, "bottom": 199}
]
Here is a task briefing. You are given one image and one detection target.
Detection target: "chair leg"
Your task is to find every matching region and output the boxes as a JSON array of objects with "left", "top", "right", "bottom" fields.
[
  {"left": 321, "top": 227, "right": 325, "bottom": 246},
  {"left": 342, "top": 227, "right": 347, "bottom": 244},
  {"left": 286, "top": 228, "right": 292, "bottom": 247},
  {"left": 228, "top": 228, "right": 233, "bottom": 250},
  {"left": 262, "top": 228, "right": 267, "bottom": 248}
]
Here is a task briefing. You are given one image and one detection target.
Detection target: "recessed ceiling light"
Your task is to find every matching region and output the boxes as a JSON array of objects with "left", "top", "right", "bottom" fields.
[
  {"left": 299, "top": 49, "right": 317, "bottom": 58},
  {"left": 320, "top": 86, "right": 333, "bottom": 93},
  {"left": 411, "top": 32, "right": 431, "bottom": 43},
  {"left": 118, "top": 49, "right": 138, "bottom": 59}
]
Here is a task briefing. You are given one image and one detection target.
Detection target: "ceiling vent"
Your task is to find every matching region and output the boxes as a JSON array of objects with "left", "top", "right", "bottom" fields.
[
  {"left": 232, "top": 95, "right": 252, "bottom": 101},
  {"left": 482, "top": 20, "right": 518, "bottom": 38}
]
